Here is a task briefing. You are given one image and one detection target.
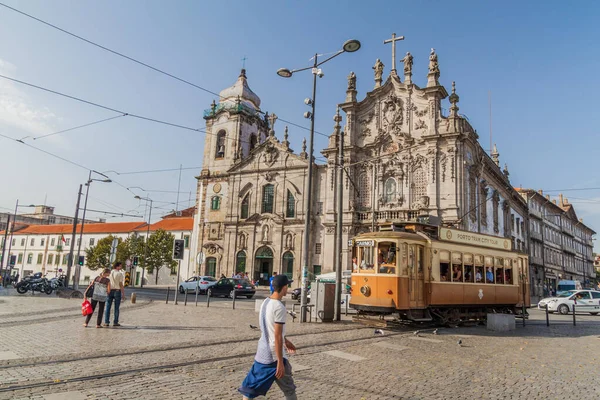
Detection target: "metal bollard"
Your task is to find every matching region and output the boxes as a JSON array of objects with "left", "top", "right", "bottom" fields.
[
  {"left": 131, "top": 292, "right": 137, "bottom": 304},
  {"left": 174, "top": 287, "right": 179, "bottom": 305},
  {"left": 184, "top": 289, "right": 188, "bottom": 306},
  {"left": 195, "top": 287, "right": 199, "bottom": 307},
  {"left": 573, "top": 303, "right": 576, "bottom": 326},
  {"left": 232, "top": 289, "right": 236, "bottom": 309},
  {"left": 206, "top": 289, "right": 211, "bottom": 308},
  {"left": 345, "top": 294, "right": 349, "bottom": 316},
  {"left": 166, "top": 287, "right": 170, "bottom": 304},
  {"left": 545, "top": 304, "right": 549, "bottom": 327}
]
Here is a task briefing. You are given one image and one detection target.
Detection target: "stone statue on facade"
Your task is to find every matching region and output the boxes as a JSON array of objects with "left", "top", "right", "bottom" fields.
[
  {"left": 402, "top": 52, "right": 413, "bottom": 75},
  {"left": 262, "top": 225, "right": 270, "bottom": 242},
  {"left": 428, "top": 48, "right": 439, "bottom": 75},
  {"left": 347, "top": 71, "right": 356, "bottom": 91},
  {"left": 372, "top": 59, "right": 384, "bottom": 88}
]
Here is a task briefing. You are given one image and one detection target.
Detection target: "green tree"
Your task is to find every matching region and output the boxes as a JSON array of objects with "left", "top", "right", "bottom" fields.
[
  {"left": 121, "top": 234, "right": 146, "bottom": 265},
  {"left": 145, "top": 229, "right": 177, "bottom": 284},
  {"left": 84, "top": 235, "right": 127, "bottom": 271}
]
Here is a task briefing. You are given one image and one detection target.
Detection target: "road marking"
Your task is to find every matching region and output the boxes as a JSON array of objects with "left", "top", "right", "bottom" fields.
[
  {"left": 44, "top": 391, "right": 87, "bottom": 400},
  {"left": 323, "top": 350, "right": 366, "bottom": 361},
  {"left": 409, "top": 337, "right": 443, "bottom": 344},
  {"left": 373, "top": 341, "right": 410, "bottom": 351},
  {"left": 0, "top": 351, "right": 19, "bottom": 360}
]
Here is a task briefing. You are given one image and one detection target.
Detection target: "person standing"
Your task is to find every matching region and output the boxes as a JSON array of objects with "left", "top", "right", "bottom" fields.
[
  {"left": 84, "top": 268, "right": 111, "bottom": 328},
  {"left": 104, "top": 262, "right": 125, "bottom": 327},
  {"left": 269, "top": 272, "right": 278, "bottom": 294},
  {"left": 239, "top": 274, "right": 297, "bottom": 400}
]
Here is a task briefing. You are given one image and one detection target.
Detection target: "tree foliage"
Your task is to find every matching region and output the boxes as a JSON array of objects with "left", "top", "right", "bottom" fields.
[
  {"left": 121, "top": 234, "right": 146, "bottom": 265},
  {"left": 145, "top": 229, "right": 177, "bottom": 284},
  {"left": 84, "top": 235, "right": 127, "bottom": 271}
]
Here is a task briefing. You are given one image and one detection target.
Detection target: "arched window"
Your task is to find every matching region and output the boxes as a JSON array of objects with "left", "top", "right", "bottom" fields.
[
  {"left": 286, "top": 190, "right": 295, "bottom": 218},
  {"left": 215, "top": 130, "right": 226, "bottom": 158},
  {"left": 236, "top": 251, "right": 246, "bottom": 274},
  {"left": 357, "top": 172, "right": 370, "bottom": 208},
  {"left": 262, "top": 184, "right": 274, "bottom": 214},
  {"left": 413, "top": 166, "right": 426, "bottom": 199},
  {"left": 240, "top": 194, "right": 249, "bottom": 219},
  {"left": 211, "top": 196, "right": 221, "bottom": 211},
  {"left": 206, "top": 257, "right": 217, "bottom": 277},
  {"left": 250, "top": 134, "right": 258, "bottom": 151},
  {"left": 384, "top": 178, "right": 397, "bottom": 203},
  {"left": 283, "top": 252, "right": 294, "bottom": 280}
]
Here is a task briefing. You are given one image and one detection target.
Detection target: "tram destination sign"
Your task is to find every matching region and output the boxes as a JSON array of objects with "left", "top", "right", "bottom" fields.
[
  {"left": 355, "top": 240, "right": 375, "bottom": 247},
  {"left": 439, "top": 228, "right": 511, "bottom": 251}
]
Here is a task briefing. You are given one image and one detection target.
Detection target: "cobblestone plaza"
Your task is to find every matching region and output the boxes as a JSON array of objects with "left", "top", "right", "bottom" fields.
[{"left": 0, "top": 293, "right": 599, "bottom": 399}]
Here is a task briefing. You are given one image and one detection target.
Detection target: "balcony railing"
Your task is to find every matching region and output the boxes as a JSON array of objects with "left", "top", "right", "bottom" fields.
[
  {"left": 203, "top": 102, "right": 260, "bottom": 119},
  {"left": 530, "top": 231, "right": 543, "bottom": 241},
  {"left": 562, "top": 244, "right": 576, "bottom": 254},
  {"left": 530, "top": 255, "right": 543, "bottom": 266},
  {"left": 356, "top": 210, "right": 421, "bottom": 223}
]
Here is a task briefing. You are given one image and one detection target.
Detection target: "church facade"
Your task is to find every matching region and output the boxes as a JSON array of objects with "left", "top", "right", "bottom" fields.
[{"left": 192, "top": 47, "right": 528, "bottom": 287}]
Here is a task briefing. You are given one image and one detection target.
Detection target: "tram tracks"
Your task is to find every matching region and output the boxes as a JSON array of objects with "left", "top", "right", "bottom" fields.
[{"left": 0, "top": 325, "right": 414, "bottom": 394}]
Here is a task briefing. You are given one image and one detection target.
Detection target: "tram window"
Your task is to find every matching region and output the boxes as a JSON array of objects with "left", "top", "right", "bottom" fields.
[
  {"left": 440, "top": 262, "right": 450, "bottom": 281},
  {"left": 505, "top": 268, "right": 512, "bottom": 284},
  {"left": 475, "top": 267, "right": 484, "bottom": 283},
  {"left": 485, "top": 267, "right": 494, "bottom": 283},
  {"left": 496, "top": 267, "right": 504, "bottom": 284},
  {"left": 464, "top": 264, "right": 474, "bottom": 283},
  {"left": 400, "top": 243, "right": 408, "bottom": 274},
  {"left": 360, "top": 246, "right": 374, "bottom": 270},
  {"left": 451, "top": 264, "right": 463, "bottom": 282},
  {"left": 417, "top": 246, "right": 424, "bottom": 273}
]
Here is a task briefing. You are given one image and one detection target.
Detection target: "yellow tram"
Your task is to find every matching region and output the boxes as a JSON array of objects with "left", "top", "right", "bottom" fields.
[{"left": 349, "top": 223, "right": 530, "bottom": 324}]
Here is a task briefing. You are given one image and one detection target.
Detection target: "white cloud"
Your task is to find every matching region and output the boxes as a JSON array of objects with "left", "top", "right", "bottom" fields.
[{"left": 0, "top": 58, "right": 58, "bottom": 135}]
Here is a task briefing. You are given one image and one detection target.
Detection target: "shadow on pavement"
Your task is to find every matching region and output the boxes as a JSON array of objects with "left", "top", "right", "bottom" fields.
[{"left": 116, "top": 325, "right": 230, "bottom": 331}]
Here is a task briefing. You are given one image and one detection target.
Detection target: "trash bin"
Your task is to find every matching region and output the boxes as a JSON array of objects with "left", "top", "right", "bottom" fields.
[{"left": 315, "top": 281, "right": 335, "bottom": 322}]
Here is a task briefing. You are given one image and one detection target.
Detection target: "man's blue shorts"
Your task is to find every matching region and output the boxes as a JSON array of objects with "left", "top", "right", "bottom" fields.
[{"left": 238, "top": 359, "right": 295, "bottom": 398}]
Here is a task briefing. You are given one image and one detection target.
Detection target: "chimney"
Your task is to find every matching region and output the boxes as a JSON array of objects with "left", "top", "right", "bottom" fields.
[
  {"left": 546, "top": 195, "right": 550, "bottom": 200},
  {"left": 559, "top": 193, "right": 564, "bottom": 205},
  {"left": 552, "top": 200, "right": 557, "bottom": 204},
  {"left": 538, "top": 190, "right": 543, "bottom": 195}
]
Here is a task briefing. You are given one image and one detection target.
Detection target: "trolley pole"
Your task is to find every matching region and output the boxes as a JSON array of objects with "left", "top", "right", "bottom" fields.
[{"left": 334, "top": 109, "right": 344, "bottom": 321}]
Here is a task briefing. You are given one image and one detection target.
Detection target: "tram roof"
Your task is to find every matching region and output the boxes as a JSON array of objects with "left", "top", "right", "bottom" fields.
[{"left": 355, "top": 231, "right": 427, "bottom": 241}]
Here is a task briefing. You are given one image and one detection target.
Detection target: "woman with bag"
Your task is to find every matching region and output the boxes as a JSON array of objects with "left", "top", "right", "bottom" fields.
[{"left": 83, "top": 268, "right": 111, "bottom": 328}]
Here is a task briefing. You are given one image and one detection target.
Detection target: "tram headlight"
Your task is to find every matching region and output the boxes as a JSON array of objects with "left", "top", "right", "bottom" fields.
[{"left": 360, "top": 285, "right": 371, "bottom": 297}]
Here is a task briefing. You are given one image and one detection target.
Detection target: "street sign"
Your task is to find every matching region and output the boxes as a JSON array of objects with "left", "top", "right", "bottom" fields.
[
  {"left": 109, "top": 238, "right": 119, "bottom": 264},
  {"left": 59, "top": 268, "right": 63, "bottom": 273},
  {"left": 196, "top": 252, "right": 205, "bottom": 265}
]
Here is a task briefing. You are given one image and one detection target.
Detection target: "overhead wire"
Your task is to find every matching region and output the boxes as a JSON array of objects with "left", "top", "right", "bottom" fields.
[{"left": 33, "top": 114, "right": 127, "bottom": 140}]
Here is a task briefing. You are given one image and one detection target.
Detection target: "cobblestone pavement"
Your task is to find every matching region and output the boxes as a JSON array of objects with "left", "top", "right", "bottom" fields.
[{"left": 0, "top": 294, "right": 599, "bottom": 400}]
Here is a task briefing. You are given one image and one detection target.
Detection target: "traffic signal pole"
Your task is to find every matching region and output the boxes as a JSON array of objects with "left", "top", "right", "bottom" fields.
[{"left": 65, "top": 185, "right": 82, "bottom": 290}]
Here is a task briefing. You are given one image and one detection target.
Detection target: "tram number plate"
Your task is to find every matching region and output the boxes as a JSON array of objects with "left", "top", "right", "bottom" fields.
[{"left": 355, "top": 240, "right": 374, "bottom": 247}]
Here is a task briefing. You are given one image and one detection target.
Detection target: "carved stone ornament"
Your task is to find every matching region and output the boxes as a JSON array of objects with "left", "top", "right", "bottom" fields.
[
  {"left": 359, "top": 111, "right": 374, "bottom": 137},
  {"left": 415, "top": 119, "right": 427, "bottom": 130},
  {"left": 263, "top": 144, "right": 278, "bottom": 166},
  {"left": 264, "top": 171, "right": 277, "bottom": 182},
  {"left": 326, "top": 227, "right": 335, "bottom": 234},
  {"left": 411, "top": 195, "right": 430, "bottom": 210},
  {"left": 382, "top": 94, "right": 404, "bottom": 136}
]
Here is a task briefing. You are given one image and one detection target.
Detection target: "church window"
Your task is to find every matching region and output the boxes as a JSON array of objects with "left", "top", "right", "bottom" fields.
[
  {"left": 384, "top": 178, "right": 397, "bottom": 203},
  {"left": 236, "top": 251, "right": 246, "bottom": 274},
  {"left": 282, "top": 252, "right": 294, "bottom": 280},
  {"left": 262, "top": 184, "right": 274, "bottom": 214},
  {"left": 286, "top": 190, "right": 295, "bottom": 218},
  {"left": 469, "top": 172, "right": 477, "bottom": 221},
  {"left": 480, "top": 183, "right": 488, "bottom": 225},
  {"left": 250, "top": 134, "right": 258, "bottom": 151},
  {"left": 215, "top": 130, "right": 226, "bottom": 159},
  {"left": 412, "top": 166, "right": 427, "bottom": 199},
  {"left": 315, "top": 243, "right": 322, "bottom": 254},
  {"left": 210, "top": 196, "right": 221, "bottom": 211},
  {"left": 357, "top": 172, "right": 370, "bottom": 208},
  {"left": 241, "top": 195, "right": 249, "bottom": 219},
  {"left": 492, "top": 191, "right": 500, "bottom": 233}
]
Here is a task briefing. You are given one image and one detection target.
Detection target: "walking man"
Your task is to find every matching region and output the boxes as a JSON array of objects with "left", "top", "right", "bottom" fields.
[
  {"left": 104, "top": 262, "right": 125, "bottom": 327},
  {"left": 239, "top": 274, "right": 297, "bottom": 400}
]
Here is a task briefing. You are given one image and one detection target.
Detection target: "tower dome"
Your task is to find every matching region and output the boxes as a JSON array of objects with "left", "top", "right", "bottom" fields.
[{"left": 219, "top": 69, "right": 261, "bottom": 109}]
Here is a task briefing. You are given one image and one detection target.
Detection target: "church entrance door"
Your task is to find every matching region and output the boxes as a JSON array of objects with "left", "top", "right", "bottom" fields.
[{"left": 255, "top": 247, "right": 274, "bottom": 286}]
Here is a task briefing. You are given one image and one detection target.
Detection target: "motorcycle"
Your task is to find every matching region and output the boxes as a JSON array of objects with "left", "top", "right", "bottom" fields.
[
  {"left": 49, "top": 275, "right": 66, "bottom": 289},
  {"left": 15, "top": 273, "right": 53, "bottom": 295}
]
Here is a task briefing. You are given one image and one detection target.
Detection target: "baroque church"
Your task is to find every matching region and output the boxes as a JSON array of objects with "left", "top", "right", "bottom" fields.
[{"left": 191, "top": 45, "right": 528, "bottom": 285}]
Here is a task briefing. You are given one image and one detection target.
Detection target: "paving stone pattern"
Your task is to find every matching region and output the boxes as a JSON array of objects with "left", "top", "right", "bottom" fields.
[{"left": 0, "top": 295, "right": 599, "bottom": 399}]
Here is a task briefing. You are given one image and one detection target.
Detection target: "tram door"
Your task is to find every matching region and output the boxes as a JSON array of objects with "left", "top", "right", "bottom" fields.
[{"left": 409, "top": 244, "right": 426, "bottom": 308}]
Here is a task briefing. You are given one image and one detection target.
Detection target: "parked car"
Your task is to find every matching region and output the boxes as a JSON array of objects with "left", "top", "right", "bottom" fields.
[
  {"left": 209, "top": 278, "right": 255, "bottom": 299},
  {"left": 538, "top": 289, "right": 600, "bottom": 315},
  {"left": 179, "top": 276, "right": 218, "bottom": 294}
]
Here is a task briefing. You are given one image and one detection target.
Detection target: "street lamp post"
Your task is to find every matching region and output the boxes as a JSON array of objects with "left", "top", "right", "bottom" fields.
[
  {"left": 277, "top": 39, "right": 361, "bottom": 323},
  {"left": 73, "top": 170, "right": 111, "bottom": 289},
  {"left": 135, "top": 196, "right": 153, "bottom": 288}
]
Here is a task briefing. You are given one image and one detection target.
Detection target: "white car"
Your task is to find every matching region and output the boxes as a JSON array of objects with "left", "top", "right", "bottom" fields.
[
  {"left": 179, "top": 276, "right": 218, "bottom": 294},
  {"left": 538, "top": 290, "right": 600, "bottom": 315}
]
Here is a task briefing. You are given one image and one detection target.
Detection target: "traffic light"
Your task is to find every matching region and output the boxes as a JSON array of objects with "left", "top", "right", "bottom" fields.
[
  {"left": 78, "top": 256, "right": 85, "bottom": 266},
  {"left": 9, "top": 255, "right": 16, "bottom": 266},
  {"left": 133, "top": 256, "right": 139, "bottom": 266},
  {"left": 172, "top": 239, "right": 185, "bottom": 260}
]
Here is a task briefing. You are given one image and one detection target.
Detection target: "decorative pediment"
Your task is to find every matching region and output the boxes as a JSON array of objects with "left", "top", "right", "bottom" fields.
[{"left": 228, "top": 137, "right": 308, "bottom": 174}]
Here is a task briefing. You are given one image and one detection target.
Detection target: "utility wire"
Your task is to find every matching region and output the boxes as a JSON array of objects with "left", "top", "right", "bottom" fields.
[
  {"left": 0, "top": 2, "right": 331, "bottom": 138},
  {"left": 33, "top": 114, "right": 127, "bottom": 140}
]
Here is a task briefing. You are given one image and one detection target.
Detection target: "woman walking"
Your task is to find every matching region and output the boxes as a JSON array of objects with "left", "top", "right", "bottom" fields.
[{"left": 84, "top": 268, "right": 111, "bottom": 328}]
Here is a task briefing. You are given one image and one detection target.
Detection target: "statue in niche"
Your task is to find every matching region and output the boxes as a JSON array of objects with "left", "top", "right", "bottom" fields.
[
  {"left": 262, "top": 225, "right": 270, "bottom": 242},
  {"left": 428, "top": 48, "right": 439, "bottom": 75},
  {"left": 347, "top": 71, "right": 356, "bottom": 91},
  {"left": 402, "top": 52, "right": 413, "bottom": 75},
  {"left": 372, "top": 59, "right": 384, "bottom": 83},
  {"left": 382, "top": 94, "right": 403, "bottom": 136},
  {"left": 285, "top": 233, "right": 293, "bottom": 249},
  {"left": 238, "top": 233, "right": 246, "bottom": 250}
]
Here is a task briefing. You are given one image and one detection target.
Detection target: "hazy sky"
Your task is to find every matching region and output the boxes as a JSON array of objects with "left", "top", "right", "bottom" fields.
[{"left": 1, "top": 1, "right": 599, "bottom": 250}]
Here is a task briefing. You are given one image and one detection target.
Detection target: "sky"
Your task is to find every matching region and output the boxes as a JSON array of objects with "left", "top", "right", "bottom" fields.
[{"left": 0, "top": 1, "right": 599, "bottom": 251}]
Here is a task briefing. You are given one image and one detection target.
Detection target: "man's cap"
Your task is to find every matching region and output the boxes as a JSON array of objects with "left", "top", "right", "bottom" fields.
[{"left": 272, "top": 274, "right": 293, "bottom": 288}]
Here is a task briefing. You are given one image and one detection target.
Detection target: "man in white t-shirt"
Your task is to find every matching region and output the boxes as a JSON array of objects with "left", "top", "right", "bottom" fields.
[{"left": 239, "top": 274, "right": 296, "bottom": 400}]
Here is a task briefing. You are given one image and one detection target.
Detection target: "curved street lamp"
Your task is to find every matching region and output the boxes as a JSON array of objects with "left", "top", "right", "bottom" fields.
[{"left": 277, "top": 39, "right": 361, "bottom": 323}]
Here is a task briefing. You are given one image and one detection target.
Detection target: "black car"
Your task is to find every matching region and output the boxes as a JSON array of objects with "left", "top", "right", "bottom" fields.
[{"left": 209, "top": 278, "right": 256, "bottom": 299}]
